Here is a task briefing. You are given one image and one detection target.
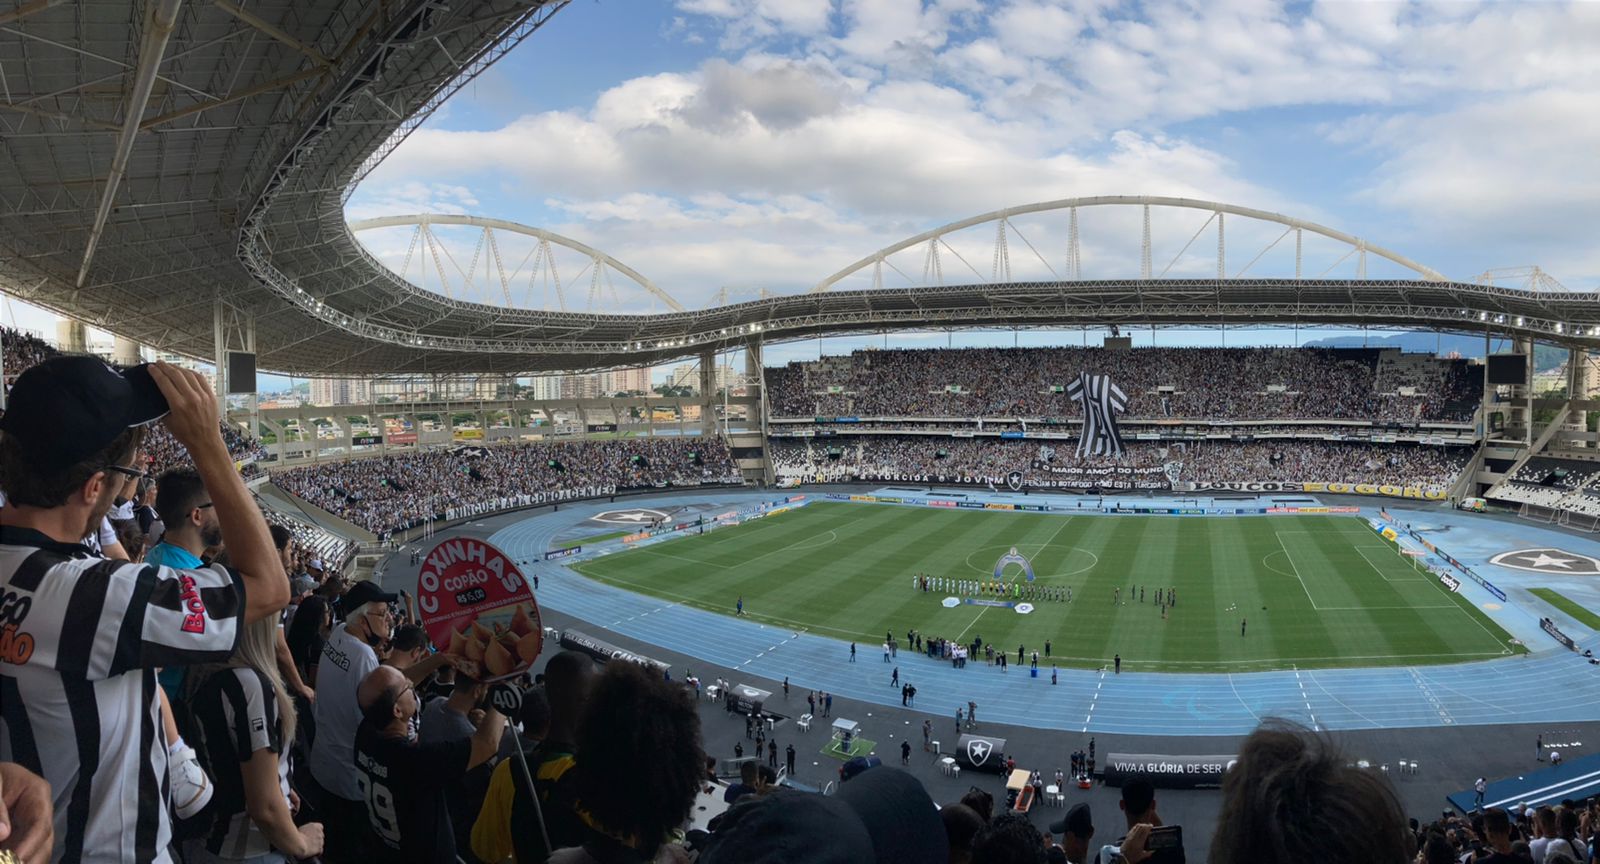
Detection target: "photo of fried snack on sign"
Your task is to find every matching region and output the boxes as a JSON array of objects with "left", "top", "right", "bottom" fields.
[
  {"left": 445, "top": 601, "right": 542, "bottom": 680},
  {"left": 418, "top": 537, "right": 543, "bottom": 681}
]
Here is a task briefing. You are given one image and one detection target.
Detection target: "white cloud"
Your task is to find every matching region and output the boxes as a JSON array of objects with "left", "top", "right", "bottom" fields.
[
  {"left": 1354, "top": 88, "right": 1600, "bottom": 281},
  {"left": 344, "top": 182, "right": 480, "bottom": 221},
  {"left": 351, "top": 0, "right": 1600, "bottom": 310},
  {"left": 991, "top": 1, "right": 1083, "bottom": 58}
]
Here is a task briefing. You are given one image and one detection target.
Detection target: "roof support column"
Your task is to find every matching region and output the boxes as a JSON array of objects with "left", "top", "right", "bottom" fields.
[
  {"left": 700, "top": 349, "right": 717, "bottom": 438},
  {"left": 1570, "top": 347, "right": 1592, "bottom": 449},
  {"left": 56, "top": 319, "right": 87, "bottom": 354},
  {"left": 1514, "top": 335, "right": 1533, "bottom": 447},
  {"left": 112, "top": 335, "right": 142, "bottom": 366},
  {"left": 746, "top": 335, "right": 772, "bottom": 484}
]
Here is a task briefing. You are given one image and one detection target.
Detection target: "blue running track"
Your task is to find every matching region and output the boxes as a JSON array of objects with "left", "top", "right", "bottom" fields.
[{"left": 455, "top": 491, "right": 1600, "bottom": 737}]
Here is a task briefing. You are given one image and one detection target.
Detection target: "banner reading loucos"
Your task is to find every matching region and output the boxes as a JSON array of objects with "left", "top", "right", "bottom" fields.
[{"left": 1067, "top": 371, "right": 1127, "bottom": 458}]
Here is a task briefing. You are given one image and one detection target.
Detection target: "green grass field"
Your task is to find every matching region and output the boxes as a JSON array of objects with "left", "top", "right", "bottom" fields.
[
  {"left": 1531, "top": 588, "right": 1600, "bottom": 631},
  {"left": 571, "top": 502, "right": 1524, "bottom": 672},
  {"left": 561, "top": 529, "right": 629, "bottom": 549}
]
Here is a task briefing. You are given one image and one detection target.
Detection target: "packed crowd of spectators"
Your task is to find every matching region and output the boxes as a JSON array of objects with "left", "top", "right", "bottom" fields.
[
  {"left": 772, "top": 436, "right": 1470, "bottom": 491},
  {"left": 772, "top": 420, "right": 1478, "bottom": 443},
  {"left": 1, "top": 325, "right": 56, "bottom": 380},
  {"left": 4, "top": 353, "right": 1600, "bottom": 864},
  {"left": 275, "top": 436, "right": 739, "bottom": 535},
  {"left": 767, "top": 347, "right": 1480, "bottom": 422}
]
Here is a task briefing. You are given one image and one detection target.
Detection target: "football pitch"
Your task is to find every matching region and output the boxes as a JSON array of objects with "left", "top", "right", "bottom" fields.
[{"left": 570, "top": 502, "right": 1524, "bottom": 672}]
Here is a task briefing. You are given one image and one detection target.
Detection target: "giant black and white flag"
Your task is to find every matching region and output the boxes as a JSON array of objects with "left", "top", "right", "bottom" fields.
[{"left": 1067, "top": 371, "right": 1128, "bottom": 458}]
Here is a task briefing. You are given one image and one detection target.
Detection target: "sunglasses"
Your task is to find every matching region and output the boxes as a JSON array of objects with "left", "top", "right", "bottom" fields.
[{"left": 105, "top": 464, "right": 148, "bottom": 481}]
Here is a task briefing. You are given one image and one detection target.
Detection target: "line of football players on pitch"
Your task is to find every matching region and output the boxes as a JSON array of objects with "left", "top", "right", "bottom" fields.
[{"left": 914, "top": 573, "right": 1073, "bottom": 601}]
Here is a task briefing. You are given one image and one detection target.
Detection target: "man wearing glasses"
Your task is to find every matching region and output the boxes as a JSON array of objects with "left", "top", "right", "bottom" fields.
[
  {"left": 0, "top": 357, "right": 289, "bottom": 864},
  {"left": 310, "top": 579, "right": 454, "bottom": 861},
  {"left": 146, "top": 468, "right": 220, "bottom": 570}
]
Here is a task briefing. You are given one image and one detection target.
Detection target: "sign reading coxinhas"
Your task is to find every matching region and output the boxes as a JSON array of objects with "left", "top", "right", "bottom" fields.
[{"left": 418, "top": 537, "right": 542, "bottom": 681}]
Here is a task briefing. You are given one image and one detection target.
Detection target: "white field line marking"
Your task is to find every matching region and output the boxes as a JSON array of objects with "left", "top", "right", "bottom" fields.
[
  {"left": 1303, "top": 669, "right": 1385, "bottom": 729},
  {"left": 1083, "top": 670, "right": 1106, "bottom": 732},
  {"left": 1227, "top": 674, "right": 1263, "bottom": 722},
  {"left": 1261, "top": 550, "right": 1298, "bottom": 580},
  {"left": 1293, "top": 668, "right": 1319, "bottom": 731},
  {"left": 568, "top": 567, "right": 867, "bottom": 639},
  {"left": 1316, "top": 605, "right": 1460, "bottom": 611},
  {"left": 1355, "top": 546, "right": 1427, "bottom": 583},
  {"left": 730, "top": 526, "right": 856, "bottom": 570},
  {"left": 632, "top": 547, "right": 733, "bottom": 569},
  {"left": 1274, "top": 530, "right": 1322, "bottom": 610},
  {"left": 1422, "top": 569, "right": 1515, "bottom": 656},
  {"left": 1001, "top": 649, "right": 1508, "bottom": 671},
  {"left": 957, "top": 517, "right": 1075, "bottom": 640}
]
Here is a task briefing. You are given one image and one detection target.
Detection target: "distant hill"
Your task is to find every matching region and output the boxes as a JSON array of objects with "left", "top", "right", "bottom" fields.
[{"left": 1302, "top": 332, "right": 1566, "bottom": 371}]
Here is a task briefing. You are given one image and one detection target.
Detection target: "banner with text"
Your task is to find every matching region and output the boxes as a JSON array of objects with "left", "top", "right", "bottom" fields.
[
  {"left": 1183, "top": 480, "right": 1447, "bottom": 500},
  {"left": 418, "top": 537, "right": 542, "bottom": 681},
  {"left": 1102, "top": 753, "right": 1236, "bottom": 790}
]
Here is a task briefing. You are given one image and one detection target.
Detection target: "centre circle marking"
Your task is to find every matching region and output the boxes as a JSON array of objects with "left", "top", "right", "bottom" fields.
[
  {"left": 786, "top": 529, "right": 838, "bottom": 551},
  {"left": 961, "top": 543, "right": 1099, "bottom": 580}
]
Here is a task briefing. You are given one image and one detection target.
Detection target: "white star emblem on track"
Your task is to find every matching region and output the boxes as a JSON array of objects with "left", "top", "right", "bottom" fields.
[{"left": 1521, "top": 553, "right": 1575, "bottom": 568}]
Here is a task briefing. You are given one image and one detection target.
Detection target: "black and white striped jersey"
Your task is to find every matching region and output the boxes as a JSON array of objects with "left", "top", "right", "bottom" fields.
[
  {"left": 189, "top": 666, "right": 290, "bottom": 859},
  {"left": 0, "top": 525, "right": 245, "bottom": 864}
]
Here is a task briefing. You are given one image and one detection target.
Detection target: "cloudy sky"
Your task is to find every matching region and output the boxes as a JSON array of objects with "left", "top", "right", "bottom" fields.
[
  {"left": 349, "top": 0, "right": 1600, "bottom": 296},
  {"left": 11, "top": 0, "right": 1599, "bottom": 376}
]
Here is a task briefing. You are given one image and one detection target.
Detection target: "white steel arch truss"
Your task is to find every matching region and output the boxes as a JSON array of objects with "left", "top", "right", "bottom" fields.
[
  {"left": 811, "top": 195, "right": 1451, "bottom": 293},
  {"left": 347, "top": 214, "right": 683, "bottom": 313}
]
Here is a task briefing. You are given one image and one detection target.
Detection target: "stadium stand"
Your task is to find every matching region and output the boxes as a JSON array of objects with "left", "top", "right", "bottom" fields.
[
  {"left": 771, "top": 436, "right": 1470, "bottom": 492},
  {"left": 273, "top": 436, "right": 740, "bottom": 536},
  {"left": 1486, "top": 454, "right": 1600, "bottom": 528},
  {"left": 258, "top": 499, "right": 358, "bottom": 576},
  {"left": 766, "top": 347, "right": 1480, "bottom": 422}
]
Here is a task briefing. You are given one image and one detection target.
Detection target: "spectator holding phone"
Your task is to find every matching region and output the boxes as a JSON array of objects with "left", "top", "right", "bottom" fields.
[{"left": 1100, "top": 780, "right": 1184, "bottom": 864}]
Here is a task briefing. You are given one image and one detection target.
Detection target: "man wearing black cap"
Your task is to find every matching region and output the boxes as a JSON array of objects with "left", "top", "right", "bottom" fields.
[
  {"left": 698, "top": 765, "right": 946, "bottom": 864},
  {"left": 1111, "top": 779, "right": 1184, "bottom": 863},
  {"left": 0, "top": 358, "right": 289, "bottom": 864},
  {"left": 1050, "top": 803, "right": 1095, "bottom": 863},
  {"left": 309, "top": 578, "right": 453, "bottom": 860}
]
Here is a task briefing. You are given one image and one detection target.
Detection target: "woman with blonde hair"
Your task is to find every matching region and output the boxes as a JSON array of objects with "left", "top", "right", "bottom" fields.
[{"left": 185, "top": 609, "right": 323, "bottom": 862}]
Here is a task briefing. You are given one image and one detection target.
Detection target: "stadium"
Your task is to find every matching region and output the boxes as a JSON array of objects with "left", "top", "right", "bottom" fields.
[{"left": 1, "top": 2, "right": 1598, "bottom": 863}]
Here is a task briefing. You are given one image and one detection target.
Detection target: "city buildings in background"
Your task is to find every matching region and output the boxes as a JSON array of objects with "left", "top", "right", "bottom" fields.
[
  {"left": 152, "top": 351, "right": 216, "bottom": 392},
  {"left": 669, "top": 362, "right": 735, "bottom": 392},
  {"left": 310, "top": 377, "right": 373, "bottom": 406},
  {"left": 299, "top": 367, "right": 658, "bottom": 406}
]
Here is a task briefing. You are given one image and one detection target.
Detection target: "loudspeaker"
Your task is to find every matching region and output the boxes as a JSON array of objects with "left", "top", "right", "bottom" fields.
[{"left": 226, "top": 351, "right": 256, "bottom": 394}]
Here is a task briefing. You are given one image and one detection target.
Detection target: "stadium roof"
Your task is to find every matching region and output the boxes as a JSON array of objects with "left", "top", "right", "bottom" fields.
[{"left": 4, "top": 1, "right": 1600, "bottom": 377}]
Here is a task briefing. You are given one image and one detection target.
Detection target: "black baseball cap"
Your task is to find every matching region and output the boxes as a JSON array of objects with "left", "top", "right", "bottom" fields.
[
  {"left": 1050, "top": 802, "right": 1093, "bottom": 838},
  {"left": 698, "top": 789, "right": 875, "bottom": 864},
  {"left": 834, "top": 765, "right": 949, "bottom": 864},
  {"left": 341, "top": 580, "right": 398, "bottom": 610},
  {"left": 0, "top": 357, "right": 168, "bottom": 473}
]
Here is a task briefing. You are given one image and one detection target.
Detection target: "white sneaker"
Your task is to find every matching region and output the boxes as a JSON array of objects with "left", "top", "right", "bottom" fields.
[{"left": 169, "top": 744, "right": 213, "bottom": 819}]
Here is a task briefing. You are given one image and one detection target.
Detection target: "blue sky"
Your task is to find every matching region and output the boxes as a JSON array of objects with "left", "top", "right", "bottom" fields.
[{"left": 9, "top": 1, "right": 1599, "bottom": 386}]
